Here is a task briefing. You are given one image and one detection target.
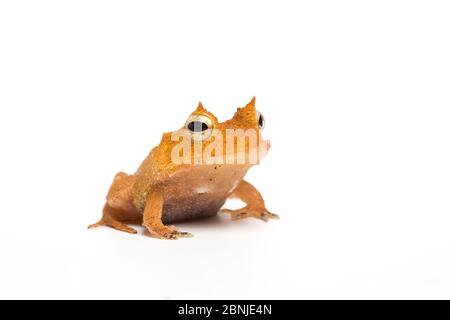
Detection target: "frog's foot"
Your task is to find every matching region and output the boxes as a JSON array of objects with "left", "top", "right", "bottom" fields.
[
  {"left": 88, "top": 203, "right": 138, "bottom": 234},
  {"left": 143, "top": 223, "right": 193, "bottom": 240},
  {"left": 222, "top": 206, "right": 280, "bottom": 222},
  {"left": 88, "top": 218, "right": 138, "bottom": 234}
]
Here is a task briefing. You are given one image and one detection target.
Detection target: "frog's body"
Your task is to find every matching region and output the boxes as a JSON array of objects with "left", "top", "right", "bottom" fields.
[{"left": 88, "top": 97, "right": 278, "bottom": 239}]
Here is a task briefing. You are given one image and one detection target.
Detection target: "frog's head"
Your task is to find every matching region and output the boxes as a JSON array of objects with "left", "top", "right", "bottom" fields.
[{"left": 167, "top": 97, "right": 270, "bottom": 166}]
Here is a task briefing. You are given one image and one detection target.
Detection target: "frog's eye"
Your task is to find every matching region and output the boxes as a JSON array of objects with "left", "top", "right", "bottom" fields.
[
  {"left": 187, "top": 121, "right": 209, "bottom": 132},
  {"left": 257, "top": 111, "right": 265, "bottom": 130},
  {"left": 185, "top": 114, "right": 213, "bottom": 140}
]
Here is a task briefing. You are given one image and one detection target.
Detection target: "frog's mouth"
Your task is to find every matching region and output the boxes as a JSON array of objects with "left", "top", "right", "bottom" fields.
[
  {"left": 223, "top": 138, "right": 271, "bottom": 165},
  {"left": 257, "top": 139, "right": 271, "bottom": 161},
  {"left": 263, "top": 139, "right": 271, "bottom": 152}
]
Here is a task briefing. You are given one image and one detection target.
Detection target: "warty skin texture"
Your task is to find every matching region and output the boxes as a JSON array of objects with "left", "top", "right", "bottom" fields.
[{"left": 88, "top": 97, "right": 278, "bottom": 239}]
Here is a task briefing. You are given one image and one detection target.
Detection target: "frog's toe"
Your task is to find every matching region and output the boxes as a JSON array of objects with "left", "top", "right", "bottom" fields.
[
  {"left": 260, "top": 209, "right": 280, "bottom": 221},
  {"left": 145, "top": 224, "right": 193, "bottom": 240},
  {"left": 167, "top": 225, "right": 194, "bottom": 238},
  {"left": 172, "top": 230, "right": 194, "bottom": 238},
  {"left": 223, "top": 206, "right": 279, "bottom": 222}
]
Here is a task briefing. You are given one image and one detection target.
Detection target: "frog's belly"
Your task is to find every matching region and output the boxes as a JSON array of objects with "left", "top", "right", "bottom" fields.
[
  {"left": 159, "top": 164, "right": 250, "bottom": 223},
  {"left": 161, "top": 192, "right": 228, "bottom": 224}
]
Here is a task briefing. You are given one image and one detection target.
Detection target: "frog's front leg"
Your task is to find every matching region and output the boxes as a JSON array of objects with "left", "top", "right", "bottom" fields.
[
  {"left": 223, "top": 180, "right": 279, "bottom": 222},
  {"left": 142, "top": 187, "right": 193, "bottom": 240}
]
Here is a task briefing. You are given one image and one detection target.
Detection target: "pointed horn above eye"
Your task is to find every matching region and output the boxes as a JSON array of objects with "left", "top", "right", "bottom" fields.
[
  {"left": 243, "top": 96, "right": 256, "bottom": 110},
  {"left": 195, "top": 101, "right": 206, "bottom": 112},
  {"left": 192, "top": 100, "right": 219, "bottom": 123},
  {"left": 231, "top": 97, "right": 258, "bottom": 124}
]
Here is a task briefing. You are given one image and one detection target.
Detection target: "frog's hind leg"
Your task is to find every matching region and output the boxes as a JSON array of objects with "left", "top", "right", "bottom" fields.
[
  {"left": 88, "top": 172, "right": 141, "bottom": 234},
  {"left": 88, "top": 203, "right": 139, "bottom": 234}
]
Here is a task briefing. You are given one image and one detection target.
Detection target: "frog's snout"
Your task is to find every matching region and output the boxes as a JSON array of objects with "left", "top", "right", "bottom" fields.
[
  {"left": 257, "top": 139, "right": 271, "bottom": 161},
  {"left": 261, "top": 139, "right": 271, "bottom": 152}
]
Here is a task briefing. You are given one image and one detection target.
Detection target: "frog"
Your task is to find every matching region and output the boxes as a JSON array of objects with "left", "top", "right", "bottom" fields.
[{"left": 88, "top": 97, "right": 278, "bottom": 239}]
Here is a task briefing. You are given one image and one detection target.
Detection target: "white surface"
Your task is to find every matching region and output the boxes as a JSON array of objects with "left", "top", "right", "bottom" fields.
[{"left": 1, "top": 1, "right": 450, "bottom": 299}]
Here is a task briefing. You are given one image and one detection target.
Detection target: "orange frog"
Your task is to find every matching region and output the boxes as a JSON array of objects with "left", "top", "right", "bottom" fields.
[{"left": 88, "top": 97, "right": 278, "bottom": 239}]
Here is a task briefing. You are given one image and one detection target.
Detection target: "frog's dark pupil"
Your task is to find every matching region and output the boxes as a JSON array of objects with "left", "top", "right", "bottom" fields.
[
  {"left": 258, "top": 114, "right": 265, "bottom": 128},
  {"left": 188, "top": 121, "right": 208, "bottom": 132}
]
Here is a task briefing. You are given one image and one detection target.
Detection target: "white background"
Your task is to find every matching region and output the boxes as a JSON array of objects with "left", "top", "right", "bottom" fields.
[{"left": 0, "top": 1, "right": 449, "bottom": 299}]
